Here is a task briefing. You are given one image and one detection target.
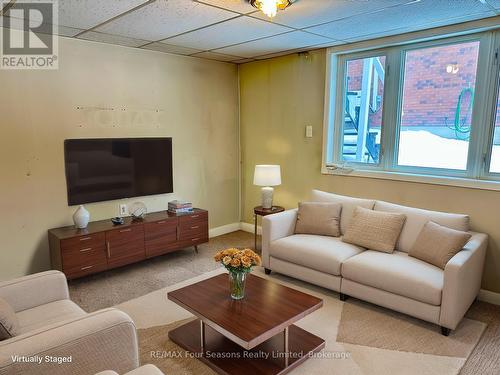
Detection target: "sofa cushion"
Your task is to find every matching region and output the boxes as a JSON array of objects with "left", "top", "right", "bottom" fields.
[
  {"left": 409, "top": 221, "right": 472, "bottom": 269},
  {"left": 342, "top": 250, "right": 444, "bottom": 305},
  {"left": 310, "top": 190, "right": 376, "bottom": 234},
  {"left": 295, "top": 202, "right": 342, "bottom": 237},
  {"left": 16, "top": 299, "right": 86, "bottom": 334},
  {"left": 374, "top": 201, "right": 470, "bottom": 253},
  {"left": 270, "top": 234, "right": 364, "bottom": 276},
  {"left": 342, "top": 207, "right": 406, "bottom": 253},
  {"left": 0, "top": 297, "right": 19, "bottom": 340}
]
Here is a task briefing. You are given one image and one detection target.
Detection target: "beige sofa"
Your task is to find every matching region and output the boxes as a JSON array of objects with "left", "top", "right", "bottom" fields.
[
  {"left": 0, "top": 271, "right": 139, "bottom": 375},
  {"left": 262, "top": 190, "right": 488, "bottom": 336}
]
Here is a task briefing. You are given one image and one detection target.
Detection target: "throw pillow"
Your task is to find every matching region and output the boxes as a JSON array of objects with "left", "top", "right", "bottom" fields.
[
  {"left": 295, "top": 202, "right": 342, "bottom": 237},
  {"left": 342, "top": 206, "right": 406, "bottom": 253},
  {"left": 310, "top": 190, "right": 376, "bottom": 235},
  {"left": 409, "top": 221, "right": 472, "bottom": 269},
  {"left": 0, "top": 297, "right": 19, "bottom": 340}
]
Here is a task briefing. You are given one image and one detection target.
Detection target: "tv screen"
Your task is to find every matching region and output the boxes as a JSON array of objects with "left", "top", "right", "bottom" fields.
[{"left": 64, "top": 138, "right": 173, "bottom": 205}]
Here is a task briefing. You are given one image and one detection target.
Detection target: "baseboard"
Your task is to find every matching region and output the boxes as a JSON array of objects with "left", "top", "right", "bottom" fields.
[
  {"left": 240, "top": 222, "right": 261, "bottom": 235},
  {"left": 209, "top": 223, "right": 241, "bottom": 238},
  {"left": 209, "top": 221, "right": 261, "bottom": 238},
  {"left": 478, "top": 289, "right": 500, "bottom": 305}
]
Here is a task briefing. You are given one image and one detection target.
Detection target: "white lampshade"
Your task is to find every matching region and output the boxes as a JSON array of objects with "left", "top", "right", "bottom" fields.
[{"left": 253, "top": 165, "right": 281, "bottom": 187}]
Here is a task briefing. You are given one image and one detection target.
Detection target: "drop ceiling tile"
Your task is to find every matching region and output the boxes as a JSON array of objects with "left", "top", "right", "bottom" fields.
[
  {"left": 77, "top": 31, "right": 148, "bottom": 48},
  {"left": 343, "top": 13, "right": 497, "bottom": 43},
  {"left": 57, "top": 0, "right": 149, "bottom": 30},
  {"left": 0, "top": 14, "right": 35, "bottom": 30},
  {"left": 0, "top": 15, "right": 82, "bottom": 37},
  {"left": 2, "top": 0, "right": 145, "bottom": 35},
  {"left": 0, "top": 7, "right": 42, "bottom": 29},
  {"left": 196, "top": 0, "right": 256, "bottom": 14},
  {"left": 253, "top": 49, "right": 304, "bottom": 60},
  {"left": 5, "top": 0, "right": 148, "bottom": 30},
  {"left": 192, "top": 51, "right": 242, "bottom": 62},
  {"left": 57, "top": 25, "right": 84, "bottom": 37},
  {"left": 253, "top": 40, "right": 344, "bottom": 59},
  {"left": 251, "top": 0, "right": 410, "bottom": 29},
  {"left": 233, "top": 58, "right": 255, "bottom": 64},
  {"left": 164, "top": 16, "right": 291, "bottom": 50},
  {"left": 305, "top": 0, "right": 495, "bottom": 40},
  {"left": 213, "top": 30, "right": 332, "bottom": 58},
  {"left": 141, "top": 42, "right": 202, "bottom": 55},
  {"left": 96, "top": 0, "right": 238, "bottom": 42}
]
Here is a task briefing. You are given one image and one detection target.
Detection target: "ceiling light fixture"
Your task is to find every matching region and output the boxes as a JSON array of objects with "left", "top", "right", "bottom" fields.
[{"left": 249, "top": 0, "right": 292, "bottom": 18}]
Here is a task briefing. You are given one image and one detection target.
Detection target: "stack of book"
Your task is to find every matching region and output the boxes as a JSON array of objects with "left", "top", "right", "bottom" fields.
[{"left": 168, "top": 200, "right": 193, "bottom": 214}]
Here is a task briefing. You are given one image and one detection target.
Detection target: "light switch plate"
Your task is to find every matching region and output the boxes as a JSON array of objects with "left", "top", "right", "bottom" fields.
[{"left": 306, "top": 125, "right": 313, "bottom": 138}]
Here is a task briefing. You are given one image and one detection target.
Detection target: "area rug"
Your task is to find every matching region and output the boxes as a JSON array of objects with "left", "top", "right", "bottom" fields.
[{"left": 115, "top": 268, "right": 486, "bottom": 375}]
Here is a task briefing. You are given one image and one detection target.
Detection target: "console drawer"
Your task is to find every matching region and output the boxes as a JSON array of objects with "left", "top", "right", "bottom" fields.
[
  {"left": 65, "top": 261, "right": 108, "bottom": 280},
  {"left": 61, "top": 233, "right": 105, "bottom": 253},
  {"left": 145, "top": 234, "right": 178, "bottom": 258},
  {"left": 179, "top": 222, "right": 208, "bottom": 241},
  {"left": 179, "top": 211, "right": 208, "bottom": 227},
  {"left": 145, "top": 219, "right": 177, "bottom": 240},
  {"left": 178, "top": 235, "right": 208, "bottom": 249},
  {"left": 62, "top": 245, "right": 107, "bottom": 270},
  {"left": 106, "top": 225, "right": 144, "bottom": 242}
]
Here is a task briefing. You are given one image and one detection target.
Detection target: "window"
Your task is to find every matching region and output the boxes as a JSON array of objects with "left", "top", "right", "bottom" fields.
[
  {"left": 324, "top": 30, "right": 500, "bottom": 187},
  {"left": 489, "top": 73, "right": 500, "bottom": 174},
  {"left": 397, "top": 42, "right": 480, "bottom": 171},
  {"left": 342, "top": 56, "right": 386, "bottom": 164}
]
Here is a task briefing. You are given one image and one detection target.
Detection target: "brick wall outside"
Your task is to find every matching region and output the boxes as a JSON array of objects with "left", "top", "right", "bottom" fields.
[{"left": 344, "top": 42, "right": 500, "bottom": 130}]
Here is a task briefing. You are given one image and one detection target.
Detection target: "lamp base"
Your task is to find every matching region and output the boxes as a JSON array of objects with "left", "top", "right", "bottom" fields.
[{"left": 261, "top": 186, "right": 274, "bottom": 209}]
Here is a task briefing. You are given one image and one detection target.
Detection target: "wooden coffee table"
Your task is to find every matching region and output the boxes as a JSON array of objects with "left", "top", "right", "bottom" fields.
[{"left": 167, "top": 273, "right": 324, "bottom": 375}]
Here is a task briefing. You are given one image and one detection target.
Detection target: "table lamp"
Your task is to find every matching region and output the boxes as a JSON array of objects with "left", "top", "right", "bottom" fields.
[{"left": 253, "top": 165, "right": 281, "bottom": 209}]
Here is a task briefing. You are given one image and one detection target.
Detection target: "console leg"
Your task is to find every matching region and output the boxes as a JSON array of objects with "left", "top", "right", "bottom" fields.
[
  {"left": 339, "top": 293, "right": 348, "bottom": 301},
  {"left": 441, "top": 326, "right": 451, "bottom": 336},
  {"left": 194, "top": 245, "right": 198, "bottom": 254},
  {"left": 264, "top": 268, "right": 271, "bottom": 275}
]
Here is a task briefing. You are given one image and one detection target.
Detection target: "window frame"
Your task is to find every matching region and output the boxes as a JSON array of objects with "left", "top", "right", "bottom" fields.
[
  {"left": 322, "top": 28, "right": 500, "bottom": 190},
  {"left": 335, "top": 49, "right": 389, "bottom": 169},
  {"left": 481, "top": 32, "right": 500, "bottom": 179}
]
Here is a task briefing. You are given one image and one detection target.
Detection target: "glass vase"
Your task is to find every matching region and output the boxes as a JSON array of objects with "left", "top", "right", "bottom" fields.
[{"left": 229, "top": 271, "right": 247, "bottom": 300}]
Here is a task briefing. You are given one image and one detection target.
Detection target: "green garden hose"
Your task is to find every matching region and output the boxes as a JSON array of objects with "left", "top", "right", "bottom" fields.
[{"left": 447, "top": 87, "right": 474, "bottom": 140}]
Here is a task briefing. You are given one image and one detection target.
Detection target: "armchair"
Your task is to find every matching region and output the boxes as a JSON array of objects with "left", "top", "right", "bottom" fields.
[{"left": 0, "top": 271, "right": 139, "bottom": 375}]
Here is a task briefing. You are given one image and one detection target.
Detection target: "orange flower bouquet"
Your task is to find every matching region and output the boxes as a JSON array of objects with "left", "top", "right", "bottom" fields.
[{"left": 214, "top": 248, "right": 261, "bottom": 299}]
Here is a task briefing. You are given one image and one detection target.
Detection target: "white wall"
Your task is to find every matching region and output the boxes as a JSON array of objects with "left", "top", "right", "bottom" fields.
[{"left": 0, "top": 36, "right": 240, "bottom": 280}]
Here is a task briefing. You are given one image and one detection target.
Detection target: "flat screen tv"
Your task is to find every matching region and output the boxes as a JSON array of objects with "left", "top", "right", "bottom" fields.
[{"left": 64, "top": 138, "right": 173, "bottom": 206}]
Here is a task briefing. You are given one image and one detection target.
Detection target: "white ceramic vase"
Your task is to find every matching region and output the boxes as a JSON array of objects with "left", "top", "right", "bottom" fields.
[{"left": 73, "top": 205, "right": 90, "bottom": 229}]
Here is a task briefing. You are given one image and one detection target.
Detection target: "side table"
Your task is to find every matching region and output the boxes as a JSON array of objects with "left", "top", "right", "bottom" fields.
[{"left": 253, "top": 205, "right": 285, "bottom": 250}]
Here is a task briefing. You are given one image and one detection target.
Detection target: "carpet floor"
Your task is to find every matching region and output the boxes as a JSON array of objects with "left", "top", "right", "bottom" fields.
[{"left": 69, "top": 230, "right": 500, "bottom": 375}]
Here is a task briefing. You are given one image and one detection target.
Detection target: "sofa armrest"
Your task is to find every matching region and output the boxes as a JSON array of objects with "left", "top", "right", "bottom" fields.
[
  {"left": 261, "top": 209, "right": 298, "bottom": 268},
  {"left": 439, "top": 232, "right": 488, "bottom": 330},
  {"left": 0, "top": 308, "right": 139, "bottom": 375},
  {"left": 0, "top": 271, "right": 69, "bottom": 312}
]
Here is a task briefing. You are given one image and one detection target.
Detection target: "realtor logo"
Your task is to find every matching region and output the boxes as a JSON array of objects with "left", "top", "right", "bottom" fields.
[{"left": 1, "top": 0, "right": 58, "bottom": 69}]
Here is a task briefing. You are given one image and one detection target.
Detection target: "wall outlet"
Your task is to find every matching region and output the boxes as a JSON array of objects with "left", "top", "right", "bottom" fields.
[
  {"left": 119, "top": 204, "right": 127, "bottom": 216},
  {"left": 305, "top": 125, "right": 313, "bottom": 138}
]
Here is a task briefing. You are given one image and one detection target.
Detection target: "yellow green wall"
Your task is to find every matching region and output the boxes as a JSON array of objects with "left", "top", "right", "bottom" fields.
[
  {"left": 0, "top": 36, "right": 239, "bottom": 280},
  {"left": 239, "top": 49, "right": 500, "bottom": 293}
]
